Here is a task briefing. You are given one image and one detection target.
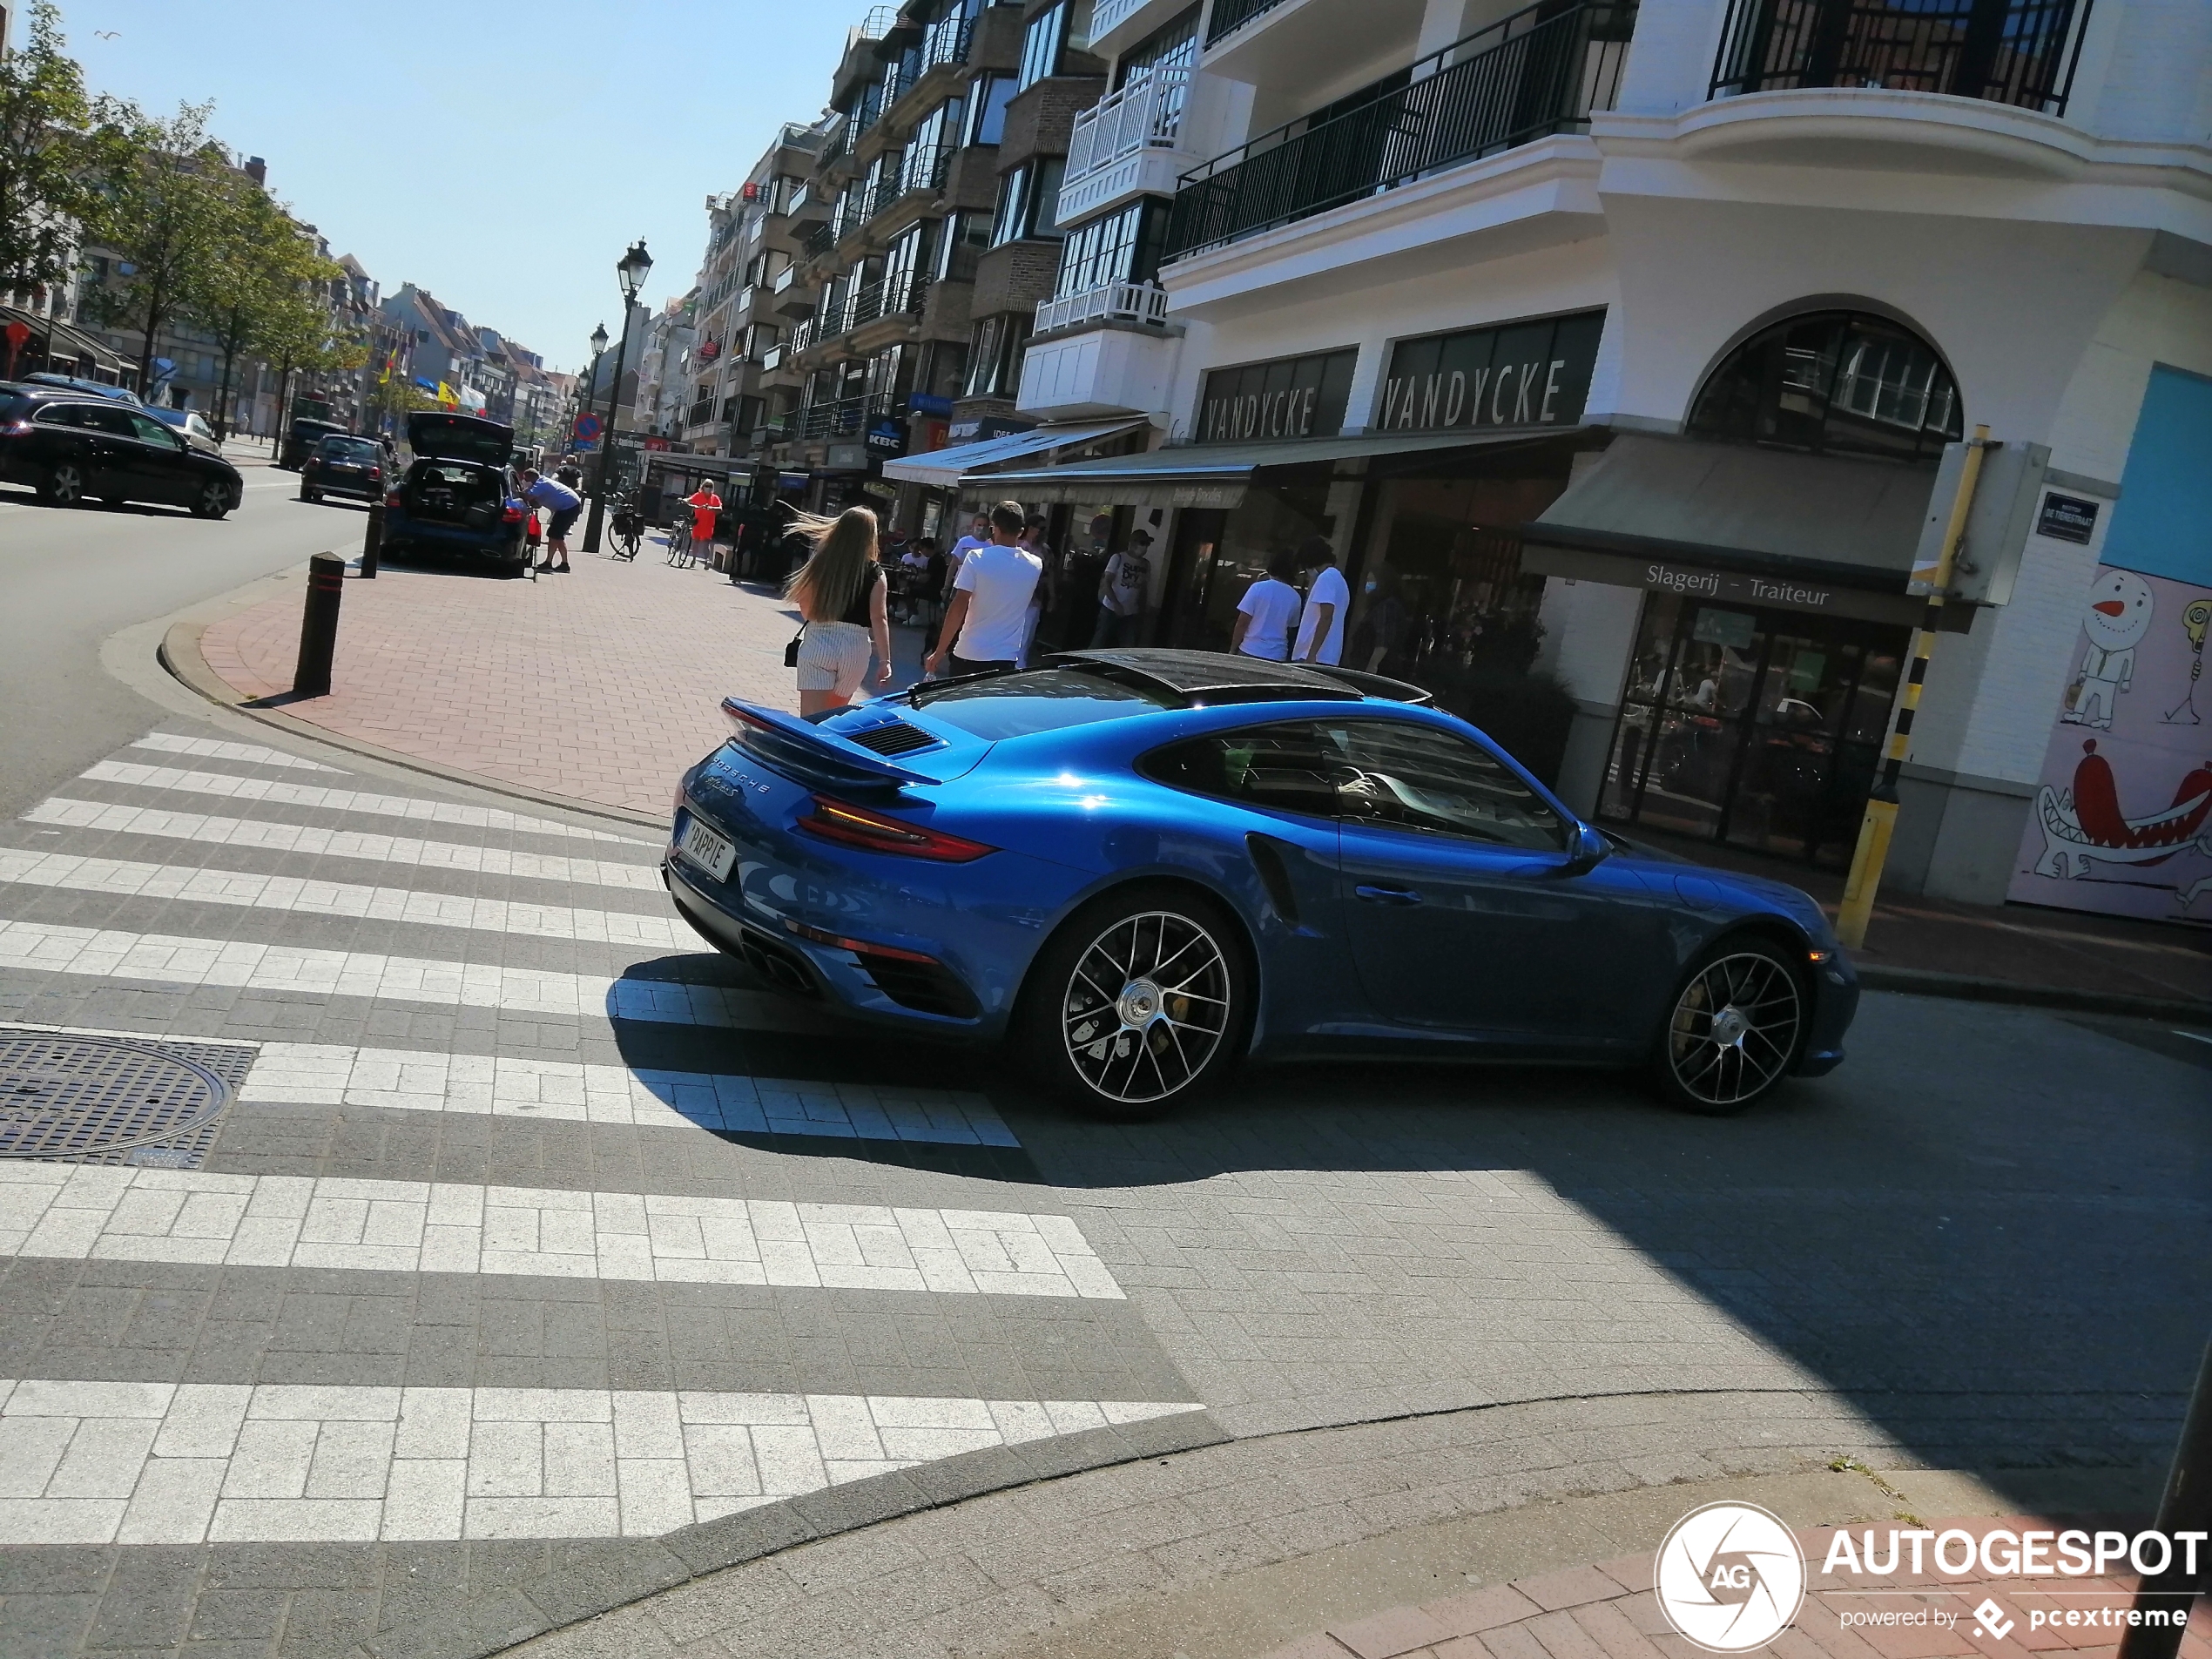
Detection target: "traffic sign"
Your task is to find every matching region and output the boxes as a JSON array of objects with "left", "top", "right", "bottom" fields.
[{"left": 573, "top": 412, "right": 604, "bottom": 442}]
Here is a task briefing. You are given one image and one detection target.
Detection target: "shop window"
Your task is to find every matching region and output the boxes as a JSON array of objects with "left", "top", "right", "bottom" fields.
[
  {"left": 1020, "top": 0, "right": 1094, "bottom": 91},
  {"left": 1688, "top": 310, "right": 1962, "bottom": 463},
  {"left": 967, "top": 74, "right": 1016, "bottom": 145}
]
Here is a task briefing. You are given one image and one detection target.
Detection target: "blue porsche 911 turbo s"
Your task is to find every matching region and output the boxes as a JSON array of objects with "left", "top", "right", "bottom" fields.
[{"left": 664, "top": 650, "right": 1858, "bottom": 1118}]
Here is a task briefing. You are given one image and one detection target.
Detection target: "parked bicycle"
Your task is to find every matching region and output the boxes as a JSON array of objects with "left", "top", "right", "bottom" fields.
[{"left": 608, "top": 495, "right": 643, "bottom": 561}]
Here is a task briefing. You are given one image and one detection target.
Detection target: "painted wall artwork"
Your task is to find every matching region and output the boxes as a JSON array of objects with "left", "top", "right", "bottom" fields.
[{"left": 2009, "top": 364, "right": 2212, "bottom": 926}]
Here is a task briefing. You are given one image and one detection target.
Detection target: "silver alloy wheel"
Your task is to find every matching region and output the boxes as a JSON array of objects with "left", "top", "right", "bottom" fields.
[
  {"left": 1059, "top": 910, "right": 1232, "bottom": 1106},
  {"left": 47, "top": 463, "right": 84, "bottom": 505},
  {"left": 197, "top": 481, "right": 227, "bottom": 516},
  {"left": 1664, "top": 949, "right": 1803, "bottom": 1109}
]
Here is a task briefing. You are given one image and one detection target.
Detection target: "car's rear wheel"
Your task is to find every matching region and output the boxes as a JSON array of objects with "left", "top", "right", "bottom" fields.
[
  {"left": 1651, "top": 937, "right": 1806, "bottom": 1116},
  {"left": 190, "top": 481, "right": 232, "bottom": 520},
  {"left": 300, "top": 484, "right": 320, "bottom": 502},
  {"left": 39, "top": 462, "right": 85, "bottom": 507},
  {"left": 1020, "top": 884, "right": 1247, "bottom": 1120}
]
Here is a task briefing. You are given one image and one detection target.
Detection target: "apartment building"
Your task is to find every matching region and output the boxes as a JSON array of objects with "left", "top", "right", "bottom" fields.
[{"left": 895, "top": 0, "right": 2212, "bottom": 924}]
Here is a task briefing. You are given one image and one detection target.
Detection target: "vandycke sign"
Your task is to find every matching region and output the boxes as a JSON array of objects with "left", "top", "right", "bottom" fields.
[
  {"left": 1194, "top": 347, "right": 1358, "bottom": 444},
  {"left": 1376, "top": 308, "right": 1604, "bottom": 435}
]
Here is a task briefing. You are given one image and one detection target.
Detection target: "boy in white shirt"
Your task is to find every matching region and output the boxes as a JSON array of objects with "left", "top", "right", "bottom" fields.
[
  {"left": 1231, "top": 548, "right": 1304, "bottom": 662},
  {"left": 927, "top": 501, "right": 1042, "bottom": 675},
  {"left": 1294, "top": 535, "right": 1350, "bottom": 665}
]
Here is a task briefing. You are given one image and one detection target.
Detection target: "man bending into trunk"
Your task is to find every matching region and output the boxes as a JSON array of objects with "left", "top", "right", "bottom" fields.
[{"left": 518, "top": 469, "right": 583, "bottom": 572}]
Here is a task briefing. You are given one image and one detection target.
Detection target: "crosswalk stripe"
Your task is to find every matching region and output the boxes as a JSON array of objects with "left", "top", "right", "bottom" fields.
[
  {"left": 21, "top": 800, "right": 663, "bottom": 888},
  {"left": 0, "top": 1164, "right": 1123, "bottom": 1298},
  {"left": 0, "top": 850, "right": 685, "bottom": 948},
  {"left": 0, "top": 920, "right": 814, "bottom": 1030},
  {"left": 0, "top": 1379, "right": 1199, "bottom": 1544},
  {"left": 80, "top": 761, "right": 656, "bottom": 845},
  {"left": 128, "top": 734, "right": 347, "bottom": 774},
  {"left": 239, "top": 1042, "right": 1018, "bottom": 1146}
]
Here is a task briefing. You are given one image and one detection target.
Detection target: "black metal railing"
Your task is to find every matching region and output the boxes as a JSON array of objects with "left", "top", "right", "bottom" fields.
[
  {"left": 799, "top": 220, "right": 837, "bottom": 258},
  {"left": 797, "top": 390, "right": 900, "bottom": 440},
  {"left": 685, "top": 399, "right": 717, "bottom": 428},
  {"left": 1169, "top": 0, "right": 1635, "bottom": 260},
  {"left": 1709, "top": 0, "right": 2092, "bottom": 114},
  {"left": 921, "top": 13, "right": 973, "bottom": 72},
  {"left": 1206, "top": 0, "right": 1290, "bottom": 47}
]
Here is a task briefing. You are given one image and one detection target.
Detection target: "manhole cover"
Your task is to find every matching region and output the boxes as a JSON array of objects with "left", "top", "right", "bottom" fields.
[{"left": 0, "top": 1032, "right": 236, "bottom": 1159}]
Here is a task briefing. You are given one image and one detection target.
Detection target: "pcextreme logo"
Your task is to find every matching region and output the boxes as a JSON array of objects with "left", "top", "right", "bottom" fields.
[{"left": 1654, "top": 1502, "right": 1808, "bottom": 1653}]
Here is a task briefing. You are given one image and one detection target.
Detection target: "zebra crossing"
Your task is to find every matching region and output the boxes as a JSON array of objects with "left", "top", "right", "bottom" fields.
[{"left": 0, "top": 722, "right": 1197, "bottom": 1560}]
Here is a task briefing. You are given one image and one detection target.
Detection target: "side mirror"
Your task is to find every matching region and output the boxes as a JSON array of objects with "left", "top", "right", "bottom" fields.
[{"left": 1561, "top": 822, "right": 1611, "bottom": 877}]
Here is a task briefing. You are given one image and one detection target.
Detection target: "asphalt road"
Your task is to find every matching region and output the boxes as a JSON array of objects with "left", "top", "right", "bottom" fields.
[{"left": 0, "top": 446, "right": 368, "bottom": 819}]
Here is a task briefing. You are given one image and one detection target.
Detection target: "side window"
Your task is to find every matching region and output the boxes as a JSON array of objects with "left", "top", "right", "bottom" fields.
[
  {"left": 126, "top": 413, "right": 179, "bottom": 446},
  {"left": 1141, "top": 722, "right": 1345, "bottom": 819},
  {"left": 35, "top": 405, "right": 87, "bottom": 428},
  {"left": 1325, "top": 721, "right": 1567, "bottom": 851},
  {"left": 80, "top": 406, "right": 140, "bottom": 438}
]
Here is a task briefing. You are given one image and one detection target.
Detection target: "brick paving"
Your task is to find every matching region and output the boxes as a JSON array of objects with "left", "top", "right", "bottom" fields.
[
  {"left": 196, "top": 549, "right": 918, "bottom": 819},
  {"left": 1261, "top": 1517, "right": 2212, "bottom": 1659}
]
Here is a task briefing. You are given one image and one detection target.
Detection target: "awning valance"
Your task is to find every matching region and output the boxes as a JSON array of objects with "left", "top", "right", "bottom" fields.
[
  {"left": 1517, "top": 433, "right": 1948, "bottom": 628},
  {"left": 880, "top": 418, "right": 1148, "bottom": 487},
  {"left": 0, "top": 307, "right": 127, "bottom": 375},
  {"left": 979, "top": 428, "right": 1570, "bottom": 508}
]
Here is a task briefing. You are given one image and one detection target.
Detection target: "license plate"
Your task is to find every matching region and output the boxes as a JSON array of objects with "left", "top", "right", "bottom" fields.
[{"left": 677, "top": 816, "right": 737, "bottom": 882}]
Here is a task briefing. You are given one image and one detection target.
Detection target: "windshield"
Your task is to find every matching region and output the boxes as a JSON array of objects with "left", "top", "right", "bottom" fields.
[
  {"left": 908, "top": 667, "right": 1177, "bottom": 741},
  {"left": 320, "top": 437, "right": 380, "bottom": 462}
]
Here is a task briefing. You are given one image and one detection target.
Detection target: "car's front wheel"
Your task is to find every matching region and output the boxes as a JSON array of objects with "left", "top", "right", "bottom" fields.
[
  {"left": 1020, "top": 884, "right": 1248, "bottom": 1119},
  {"left": 1651, "top": 937, "right": 1806, "bottom": 1116},
  {"left": 38, "top": 462, "right": 85, "bottom": 507},
  {"left": 190, "top": 481, "right": 233, "bottom": 520}
]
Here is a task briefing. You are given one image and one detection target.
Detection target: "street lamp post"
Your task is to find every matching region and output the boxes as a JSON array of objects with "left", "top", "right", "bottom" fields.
[
  {"left": 581, "top": 240, "right": 652, "bottom": 555},
  {"left": 579, "top": 321, "right": 608, "bottom": 461}
]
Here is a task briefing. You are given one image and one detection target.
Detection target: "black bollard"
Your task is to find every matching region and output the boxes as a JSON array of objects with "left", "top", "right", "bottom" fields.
[
  {"left": 361, "top": 502, "right": 382, "bottom": 579},
  {"left": 2118, "top": 1338, "right": 2212, "bottom": 1659},
  {"left": 293, "top": 552, "right": 346, "bottom": 698}
]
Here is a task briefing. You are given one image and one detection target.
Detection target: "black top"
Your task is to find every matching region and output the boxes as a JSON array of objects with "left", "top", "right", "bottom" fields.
[{"left": 840, "top": 569, "right": 884, "bottom": 627}]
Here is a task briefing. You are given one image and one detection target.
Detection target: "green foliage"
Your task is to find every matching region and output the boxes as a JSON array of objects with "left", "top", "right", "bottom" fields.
[
  {"left": 78, "top": 100, "right": 234, "bottom": 394},
  {"left": 0, "top": 1, "right": 136, "bottom": 298},
  {"left": 179, "top": 174, "right": 330, "bottom": 436}
]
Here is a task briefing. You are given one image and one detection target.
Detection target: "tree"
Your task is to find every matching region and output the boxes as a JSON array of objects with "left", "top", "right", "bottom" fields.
[
  {"left": 180, "top": 175, "right": 327, "bottom": 439},
  {"left": 80, "top": 101, "right": 232, "bottom": 396},
  {"left": 257, "top": 281, "right": 364, "bottom": 440},
  {"left": 0, "top": 1, "right": 134, "bottom": 318}
]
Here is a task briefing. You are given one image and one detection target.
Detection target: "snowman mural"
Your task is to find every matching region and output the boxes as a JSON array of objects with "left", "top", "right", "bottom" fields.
[{"left": 2060, "top": 569, "right": 2155, "bottom": 729}]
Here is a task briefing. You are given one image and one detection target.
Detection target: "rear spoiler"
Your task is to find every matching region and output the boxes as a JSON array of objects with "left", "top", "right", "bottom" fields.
[{"left": 719, "top": 698, "right": 934, "bottom": 792}]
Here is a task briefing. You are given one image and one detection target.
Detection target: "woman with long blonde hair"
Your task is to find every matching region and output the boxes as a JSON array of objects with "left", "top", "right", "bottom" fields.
[{"left": 785, "top": 506, "right": 893, "bottom": 714}]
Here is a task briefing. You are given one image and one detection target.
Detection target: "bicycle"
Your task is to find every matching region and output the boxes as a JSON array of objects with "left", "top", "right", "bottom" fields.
[
  {"left": 665, "top": 516, "right": 697, "bottom": 568},
  {"left": 608, "top": 498, "right": 643, "bottom": 562}
]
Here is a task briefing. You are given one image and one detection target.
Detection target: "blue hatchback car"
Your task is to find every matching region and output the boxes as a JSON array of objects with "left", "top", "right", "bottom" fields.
[{"left": 666, "top": 651, "right": 1858, "bottom": 1117}]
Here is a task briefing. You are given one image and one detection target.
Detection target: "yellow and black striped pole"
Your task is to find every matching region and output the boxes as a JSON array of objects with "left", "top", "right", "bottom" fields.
[{"left": 1836, "top": 424, "right": 1993, "bottom": 950}]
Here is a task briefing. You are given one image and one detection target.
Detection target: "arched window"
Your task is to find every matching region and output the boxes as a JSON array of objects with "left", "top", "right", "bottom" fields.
[{"left": 1688, "top": 311, "right": 1961, "bottom": 463}]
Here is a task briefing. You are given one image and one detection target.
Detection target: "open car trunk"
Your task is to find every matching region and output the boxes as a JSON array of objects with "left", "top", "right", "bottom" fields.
[{"left": 405, "top": 461, "right": 504, "bottom": 529}]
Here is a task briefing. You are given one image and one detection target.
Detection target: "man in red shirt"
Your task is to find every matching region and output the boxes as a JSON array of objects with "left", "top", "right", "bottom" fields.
[{"left": 685, "top": 483, "right": 723, "bottom": 556}]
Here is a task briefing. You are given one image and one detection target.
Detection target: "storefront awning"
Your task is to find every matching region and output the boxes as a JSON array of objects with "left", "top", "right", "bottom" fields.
[
  {"left": 1518, "top": 434, "right": 1943, "bottom": 624},
  {"left": 980, "top": 428, "right": 1567, "bottom": 509},
  {"left": 0, "top": 307, "right": 128, "bottom": 376},
  {"left": 880, "top": 418, "right": 1149, "bottom": 488}
]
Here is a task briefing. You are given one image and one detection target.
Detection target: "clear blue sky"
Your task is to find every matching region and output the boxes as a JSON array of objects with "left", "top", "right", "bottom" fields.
[{"left": 51, "top": 1, "right": 859, "bottom": 373}]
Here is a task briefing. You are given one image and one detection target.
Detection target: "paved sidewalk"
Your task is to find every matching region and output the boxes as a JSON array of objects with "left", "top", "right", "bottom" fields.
[{"left": 197, "top": 549, "right": 927, "bottom": 818}]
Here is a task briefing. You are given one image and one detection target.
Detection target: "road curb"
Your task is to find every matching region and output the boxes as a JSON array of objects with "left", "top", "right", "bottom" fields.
[
  {"left": 1854, "top": 962, "right": 2212, "bottom": 1025},
  {"left": 158, "top": 616, "right": 666, "bottom": 833}
]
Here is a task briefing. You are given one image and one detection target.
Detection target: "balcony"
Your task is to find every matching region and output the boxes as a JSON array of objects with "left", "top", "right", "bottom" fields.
[
  {"left": 797, "top": 389, "right": 899, "bottom": 441},
  {"left": 1709, "top": 0, "right": 2094, "bottom": 116},
  {"left": 799, "top": 220, "right": 838, "bottom": 260},
  {"left": 788, "top": 180, "right": 830, "bottom": 218},
  {"left": 1060, "top": 68, "right": 1194, "bottom": 223},
  {"left": 1017, "top": 316, "right": 1179, "bottom": 419},
  {"left": 772, "top": 266, "right": 815, "bottom": 319},
  {"left": 1035, "top": 280, "right": 1170, "bottom": 337},
  {"left": 1207, "top": 0, "right": 1289, "bottom": 47},
  {"left": 1167, "top": 0, "right": 1635, "bottom": 260},
  {"left": 868, "top": 145, "right": 953, "bottom": 224},
  {"left": 685, "top": 398, "right": 717, "bottom": 430}
]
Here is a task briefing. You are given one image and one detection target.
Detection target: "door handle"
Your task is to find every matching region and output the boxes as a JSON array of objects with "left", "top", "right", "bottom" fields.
[{"left": 1355, "top": 884, "right": 1422, "bottom": 906}]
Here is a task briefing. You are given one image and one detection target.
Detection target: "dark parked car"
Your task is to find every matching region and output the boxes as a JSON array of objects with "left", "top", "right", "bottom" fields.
[
  {"left": 279, "top": 416, "right": 347, "bottom": 469},
  {"left": 18, "top": 372, "right": 141, "bottom": 407},
  {"left": 379, "top": 410, "right": 526, "bottom": 573},
  {"left": 0, "top": 383, "right": 240, "bottom": 516},
  {"left": 299, "top": 433, "right": 386, "bottom": 503}
]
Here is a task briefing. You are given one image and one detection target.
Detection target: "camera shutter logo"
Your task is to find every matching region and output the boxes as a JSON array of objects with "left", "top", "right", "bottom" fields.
[{"left": 1654, "top": 1502, "right": 1806, "bottom": 1652}]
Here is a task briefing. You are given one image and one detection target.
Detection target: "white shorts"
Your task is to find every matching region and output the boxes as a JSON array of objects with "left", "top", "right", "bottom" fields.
[{"left": 794, "top": 620, "right": 873, "bottom": 696}]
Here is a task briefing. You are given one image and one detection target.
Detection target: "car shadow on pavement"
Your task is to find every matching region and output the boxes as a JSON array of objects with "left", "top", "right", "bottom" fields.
[{"left": 608, "top": 955, "right": 2209, "bottom": 1498}]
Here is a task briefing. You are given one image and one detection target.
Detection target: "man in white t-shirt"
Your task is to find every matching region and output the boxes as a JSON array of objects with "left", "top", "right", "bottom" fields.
[
  {"left": 928, "top": 500, "right": 1042, "bottom": 675},
  {"left": 1231, "top": 548, "right": 1304, "bottom": 662},
  {"left": 943, "top": 512, "right": 990, "bottom": 592},
  {"left": 1293, "top": 536, "right": 1350, "bottom": 665}
]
